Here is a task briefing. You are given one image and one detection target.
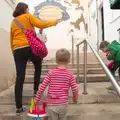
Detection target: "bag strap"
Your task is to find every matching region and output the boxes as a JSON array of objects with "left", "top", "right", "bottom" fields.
[{"left": 13, "top": 19, "right": 25, "bottom": 31}]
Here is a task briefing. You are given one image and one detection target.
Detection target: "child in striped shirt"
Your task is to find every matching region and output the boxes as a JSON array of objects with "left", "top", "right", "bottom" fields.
[{"left": 35, "top": 48, "right": 78, "bottom": 120}]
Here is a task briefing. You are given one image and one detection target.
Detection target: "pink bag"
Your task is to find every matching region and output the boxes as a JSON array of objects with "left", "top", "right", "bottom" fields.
[{"left": 14, "top": 19, "right": 48, "bottom": 58}]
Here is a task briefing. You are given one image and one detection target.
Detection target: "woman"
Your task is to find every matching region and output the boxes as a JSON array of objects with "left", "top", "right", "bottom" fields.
[{"left": 10, "top": 2, "right": 58, "bottom": 115}]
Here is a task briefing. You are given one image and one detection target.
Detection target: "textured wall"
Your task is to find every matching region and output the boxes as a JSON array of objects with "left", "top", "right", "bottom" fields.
[
  {"left": 0, "top": 0, "right": 15, "bottom": 92},
  {"left": 0, "top": 28, "right": 15, "bottom": 92}
]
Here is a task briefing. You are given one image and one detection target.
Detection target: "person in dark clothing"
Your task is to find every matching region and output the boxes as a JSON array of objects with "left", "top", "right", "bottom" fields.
[
  {"left": 14, "top": 47, "right": 42, "bottom": 106},
  {"left": 10, "top": 2, "right": 58, "bottom": 115}
]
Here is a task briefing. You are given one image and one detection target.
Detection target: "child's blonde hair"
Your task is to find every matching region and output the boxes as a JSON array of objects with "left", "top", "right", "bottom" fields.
[{"left": 56, "top": 48, "right": 70, "bottom": 63}]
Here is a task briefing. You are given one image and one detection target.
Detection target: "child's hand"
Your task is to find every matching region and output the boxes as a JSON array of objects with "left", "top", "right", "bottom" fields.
[
  {"left": 73, "top": 97, "right": 78, "bottom": 104},
  {"left": 73, "top": 91, "right": 78, "bottom": 104}
]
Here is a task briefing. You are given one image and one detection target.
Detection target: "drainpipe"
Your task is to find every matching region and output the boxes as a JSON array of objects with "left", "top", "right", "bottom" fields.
[
  {"left": 96, "top": 0, "right": 99, "bottom": 52},
  {"left": 72, "top": 35, "right": 74, "bottom": 68}
]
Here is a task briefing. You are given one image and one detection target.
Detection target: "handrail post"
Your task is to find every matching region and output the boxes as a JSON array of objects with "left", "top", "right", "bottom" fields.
[
  {"left": 83, "top": 41, "right": 88, "bottom": 94},
  {"left": 76, "top": 45, "right": 80, "bottom": 83},
  {"left": 72, "top": 35, "right": 74, "bottom": 68}
]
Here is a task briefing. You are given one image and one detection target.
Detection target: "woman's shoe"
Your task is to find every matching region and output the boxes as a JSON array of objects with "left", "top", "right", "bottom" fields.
[{"left": 16, "top": 107, "right": 27, "bottom": 116}]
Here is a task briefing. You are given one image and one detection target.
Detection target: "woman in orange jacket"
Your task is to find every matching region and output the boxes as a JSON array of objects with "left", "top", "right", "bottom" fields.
[{"left": 10, "top": 2, "right": 58, "bottom": 115}]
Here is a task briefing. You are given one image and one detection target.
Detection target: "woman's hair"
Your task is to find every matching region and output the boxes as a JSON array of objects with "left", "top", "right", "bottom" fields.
[{"left": 13, "top": 2, "right": 28, "bottom": 17}]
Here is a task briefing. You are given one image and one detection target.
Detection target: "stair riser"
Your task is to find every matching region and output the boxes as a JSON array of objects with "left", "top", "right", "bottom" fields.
[
  {"left": 26, "top": 69, "right": 105, "bottom": 75},
  {"left": 27, "top": 64, "right": 101, "bottom": 69}
]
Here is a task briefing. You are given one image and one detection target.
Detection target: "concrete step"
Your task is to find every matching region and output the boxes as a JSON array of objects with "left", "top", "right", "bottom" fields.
[
  {"left": 1, "top": 103, "right": 120, "bottom": 120},
  {"left": 26, "top": 68, "right": 105, "bottom": 75},
  {"left": 27, "top": 63, "right": 101, "bottom": 69},
  {"left": 0, "top": 83, "right": 120, "bottom": 105},
  {"left": 24, "top": 74, "right": 119, "bottom": 83}
]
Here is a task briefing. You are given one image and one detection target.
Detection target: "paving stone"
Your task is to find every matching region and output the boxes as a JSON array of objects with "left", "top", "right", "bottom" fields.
[
  {"left": 84, "top": 114, "right": 120, "bottom": 120},
  {"left": 2, "top": 104, "right": 120, "bottom": 120}
]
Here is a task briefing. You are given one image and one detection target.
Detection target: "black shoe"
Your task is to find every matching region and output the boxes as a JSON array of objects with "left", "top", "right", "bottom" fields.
[{"left": 16, "top": 107, "right": 27, "bottom": 116}]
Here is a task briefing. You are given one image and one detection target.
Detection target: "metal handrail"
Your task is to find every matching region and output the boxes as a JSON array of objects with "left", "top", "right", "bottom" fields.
[{"left": 76, "top": 39, "right": 120, "bottom": 96}]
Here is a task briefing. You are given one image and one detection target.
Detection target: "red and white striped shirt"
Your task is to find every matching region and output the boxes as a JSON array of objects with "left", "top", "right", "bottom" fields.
[{"left": 35, "top": 67, "right": 78, "bottom": 105}]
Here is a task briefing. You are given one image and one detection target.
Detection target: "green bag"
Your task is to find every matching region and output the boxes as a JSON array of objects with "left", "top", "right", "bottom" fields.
[{"left": 109, "top": 0, "right": 120, "bottom": 9}]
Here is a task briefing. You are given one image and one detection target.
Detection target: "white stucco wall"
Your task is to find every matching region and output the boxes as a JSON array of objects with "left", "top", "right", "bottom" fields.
[
  {"left": 88, "top": 0, "right": 120, "bottom": 51},
  {"left": 0, "top": 0, "right": 14, "bottom": 30},
  {"left": 0, "top": 0, "right": 15, "bottom": 92},
  {"left": 88, "top": 0, "right": 98, "bottom": 51}
]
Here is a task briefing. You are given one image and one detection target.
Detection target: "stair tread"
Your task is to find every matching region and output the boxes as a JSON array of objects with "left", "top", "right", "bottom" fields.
[
  {"left": 0, "top": 82, "right": 116, "bottom": 96},
  {"left": 25, "top": 74, "right": 116, "bottom": 77},
  {"left": 1, "top": 103, "right": 120, "bottom": 116},
  {"left": 27, "top": 63, "right": 100, "bottom": 65},
  {"left": 0, "top": 83, "right": 120, "bottom": 104}
]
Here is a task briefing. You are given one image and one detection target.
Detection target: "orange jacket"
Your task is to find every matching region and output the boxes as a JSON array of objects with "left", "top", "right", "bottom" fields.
[{"left": 10, "top": 13, "right": 57, "bottom": 52}]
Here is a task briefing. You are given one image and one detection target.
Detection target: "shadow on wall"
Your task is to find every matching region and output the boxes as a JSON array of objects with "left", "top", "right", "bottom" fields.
[{"left": 0, "top": 28, "right": 15, "bottom": 92}]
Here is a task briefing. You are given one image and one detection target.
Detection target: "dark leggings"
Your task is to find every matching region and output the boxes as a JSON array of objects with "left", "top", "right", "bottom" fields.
[
  {"left": 14, "top": 47, "right": 42, "bottom": 109},
  {"left": 110, "top": 61, "right": 120, "bottom": 79}
]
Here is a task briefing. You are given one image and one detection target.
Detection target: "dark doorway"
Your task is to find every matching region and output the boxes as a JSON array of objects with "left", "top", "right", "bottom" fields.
[{"left": 101, "top": 7, "right": 104, "bottom": 41}]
